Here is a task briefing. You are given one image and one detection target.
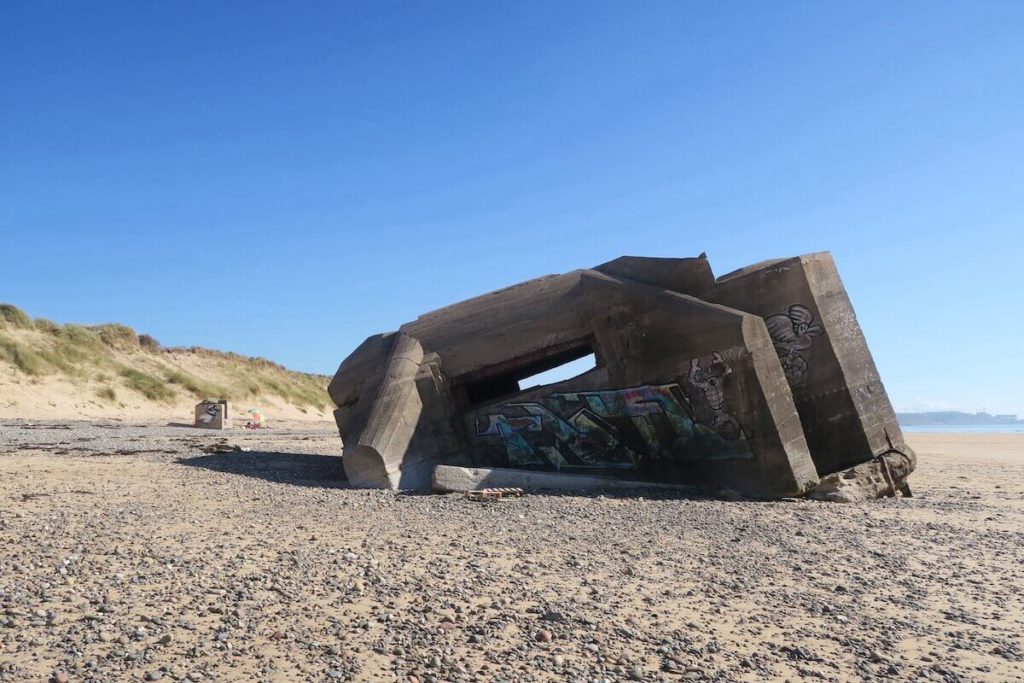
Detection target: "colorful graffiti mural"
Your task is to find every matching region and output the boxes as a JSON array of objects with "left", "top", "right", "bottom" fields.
[{"left": 472, "top": 358, "right": 752, "bottom": 470}]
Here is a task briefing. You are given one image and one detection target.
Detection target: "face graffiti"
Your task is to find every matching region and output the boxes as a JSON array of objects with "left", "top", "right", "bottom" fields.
[
  {"left": 764, "top": 304, "right": 823, "bottom": 387},
  {"left": 198, "top": 403, "right": 222, "bottom": 424},
  {"left": 471, "top": 354, "right": 751, "bottom": 471}
]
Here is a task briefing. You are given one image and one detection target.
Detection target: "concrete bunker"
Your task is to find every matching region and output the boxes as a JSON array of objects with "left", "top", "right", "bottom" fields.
[
  {"left": 195, "top": 399, "right": 230, "bottom": 429},
  {"left": 329, "top": 253, "right": 915, "bottom": 500}
]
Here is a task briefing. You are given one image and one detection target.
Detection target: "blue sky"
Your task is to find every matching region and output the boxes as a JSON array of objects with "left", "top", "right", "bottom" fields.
[{"left": 2, "top": 2, "right": 1022, "bottom": 416}]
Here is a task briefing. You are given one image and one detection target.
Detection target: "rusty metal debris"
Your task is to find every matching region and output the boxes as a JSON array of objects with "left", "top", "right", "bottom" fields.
[{"left": 464, "top": 487, "right": 524, "bottom": 501}]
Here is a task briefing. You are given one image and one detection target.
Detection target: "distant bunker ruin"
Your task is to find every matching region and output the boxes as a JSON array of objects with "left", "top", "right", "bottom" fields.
[
  {"left": 329, "top": 253, "right": 915, "bottom": 501},
  {"left": 195, "top": 399, "right": 230, "bottom": 430}
]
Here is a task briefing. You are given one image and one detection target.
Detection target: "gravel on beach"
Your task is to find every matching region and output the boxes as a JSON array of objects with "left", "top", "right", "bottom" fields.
[{"left": 1, "top": 422, "right": 1021, "bottom": 682}]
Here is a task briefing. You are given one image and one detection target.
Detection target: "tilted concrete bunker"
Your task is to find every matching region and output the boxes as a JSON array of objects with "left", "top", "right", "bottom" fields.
[{"left": 329, "top": 253, "right": 915, "bottom": 500}]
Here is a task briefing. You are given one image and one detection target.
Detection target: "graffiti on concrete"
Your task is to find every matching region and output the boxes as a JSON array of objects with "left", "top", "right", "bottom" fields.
[
  {"left": 765, "top": 304, "right": 823, "bottom": 387},
  {"left": 685, "top": 352, "right": 742, "bottom": 439},
  {"left": 198, "top": 403, "right": 222, "bottom": 425},
  {"left": 473, "top": 366, "right": 751, "bottom": 470}
]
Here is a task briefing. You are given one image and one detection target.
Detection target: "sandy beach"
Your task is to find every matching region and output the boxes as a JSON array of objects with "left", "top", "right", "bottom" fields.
[{"left": 0, "top": 426, "right": 1021, "bottom": 682}]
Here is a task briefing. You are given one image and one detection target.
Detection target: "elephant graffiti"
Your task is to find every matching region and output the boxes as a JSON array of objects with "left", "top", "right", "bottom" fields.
[{"left": 765, "top": 304, "right": 823, "bottom": 387}]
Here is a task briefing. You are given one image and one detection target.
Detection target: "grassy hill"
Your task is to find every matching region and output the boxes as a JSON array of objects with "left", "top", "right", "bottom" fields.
[{"left": 0, "top": 303, "right": 332, "bottom": 421}]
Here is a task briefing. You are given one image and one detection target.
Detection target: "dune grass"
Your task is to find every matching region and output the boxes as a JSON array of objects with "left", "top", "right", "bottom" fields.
[
  {"left": 0, "top": 304, "right": 331, "bottom": 413},
  {"left": 0, "top": 304, "right": 33, "bottom": 329},
  {"left": 94, "top": 324, "right": 140, "bottom": 351},
  {"left": 262, "top": 376, "right": 329, "bottom": 410},
  {"left": 220, "top": 360, "right": 328, "bottom": 411},
  {"left": 119, "top": 367, "right": 175, "bottom": 402},
  {"left": 165, "top": 368, "right": 231, "bottom": 400},
  {"left": 0, "top": 335, "right": 46, "bottom": 374},
  {"left": 138, "top": 334, "right": 160, "bottom": 351}
]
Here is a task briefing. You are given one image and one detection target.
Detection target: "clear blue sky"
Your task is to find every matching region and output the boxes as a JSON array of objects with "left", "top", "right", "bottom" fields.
[{"left": 2, "top": 2, "right": 1022, "bottom": 416}]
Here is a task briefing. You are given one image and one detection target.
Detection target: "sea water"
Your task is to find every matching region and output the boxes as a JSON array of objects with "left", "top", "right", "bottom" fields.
[{"left": 901, "top": 424, "right": 1024, "bottom": 434}]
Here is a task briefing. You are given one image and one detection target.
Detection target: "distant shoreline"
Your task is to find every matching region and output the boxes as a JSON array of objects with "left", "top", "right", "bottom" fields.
[
  {"left": 902, "top": 424, "right": 1024, "bottom": 434},
  {"left": 897, "top": 411, "right": 1022, "bottom": 427}
]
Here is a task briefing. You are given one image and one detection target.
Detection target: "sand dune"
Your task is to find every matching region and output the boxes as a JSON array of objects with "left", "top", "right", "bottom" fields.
[{"left": 0, "top": 304, "right": 332, "bottom": 423}]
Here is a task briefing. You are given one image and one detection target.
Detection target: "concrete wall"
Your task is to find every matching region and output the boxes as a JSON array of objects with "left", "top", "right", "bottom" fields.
[
  {"left": 328, "top": 252, "right": 912, "bottom": 497},
  {"left": 708, "top": 253, "right": 913, "bottom": 476}
]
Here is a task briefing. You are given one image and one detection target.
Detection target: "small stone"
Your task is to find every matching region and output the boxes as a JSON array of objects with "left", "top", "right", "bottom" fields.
[
  {"left": 54, "top": 672, "right": 70, "bottom": 683},
  {"left": 158, "top": 633, "right": 173, "bottom": 645},
  {"left": 536, "top": 630, "right": 553, "bottom": 643},
  {"left": 145, "top": 672, "right": 163, "bottom": 682}
]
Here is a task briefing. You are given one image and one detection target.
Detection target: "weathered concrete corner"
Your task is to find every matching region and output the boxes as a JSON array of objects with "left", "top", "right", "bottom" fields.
[{"left": 329, "top": 252, "right": 914, "bottom": 499}]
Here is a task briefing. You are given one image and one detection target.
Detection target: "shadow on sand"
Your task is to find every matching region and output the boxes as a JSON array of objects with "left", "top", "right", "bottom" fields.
[
  {"left": 178, "top": 452, "right": 736, "bottom": 501},
  {"left": 177, "top": 451, "right": 348, "bottom": 488}
]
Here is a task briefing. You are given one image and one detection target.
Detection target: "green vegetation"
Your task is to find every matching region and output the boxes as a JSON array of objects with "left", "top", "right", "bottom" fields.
[
  {"left": 165, "top": 369, "right": 230, "bottom": 400},
  {"left": 26, "top": 325, "right": 101, "bottom": 378},
  {"left": 56, "top": 324, "right": 104, "bottom": 348},
  {"left": 138, "top": 334, "right": 160, "bottom": 351},
  {"left": 261, "top": 375, "right": 329, "bottom": 410},
  {"left": 33, "top": 318, "right": 61, "bottom": 335},
  {"left": 119, "top": 367, "right": 175, "bottom": 402},
  {"left": 0, "top": 303, "right": 331, "bottom": 413},
  {"left": 0, "top": 304, "right": 32, "bottom": 329},
  {"left": 220, "top": 359, "right": 328, "bottom": 411},
  {"left": 94, "top": 324, "right": 139, "bottom": 351},
  {"left": 0, "top": 335, "right": 46, "bottom": 374}
]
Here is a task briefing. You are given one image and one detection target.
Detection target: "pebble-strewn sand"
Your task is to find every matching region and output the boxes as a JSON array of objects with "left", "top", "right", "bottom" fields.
[{"left": 0, "top": 424, "right": 1021, "bottom": 683}]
